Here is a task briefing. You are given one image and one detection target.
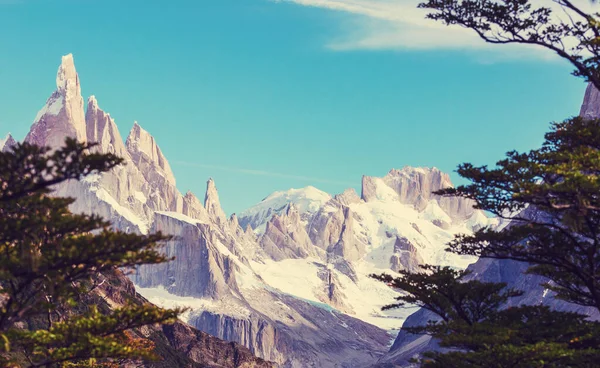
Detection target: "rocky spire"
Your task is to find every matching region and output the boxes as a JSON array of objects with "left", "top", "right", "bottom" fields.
[
  {"left": 204, "top": 178, "right": 227, "bottom": 225},
  {"left": 25, "top": 54, "right": 87, "bottom": 148},
  {"left": 126, "top": 122, "right": 176, "bottom": 185},
  {"left": 85, "top": 96, "right": 128, "bottom": 158},
  {"left": 328, "top": 207, "right": 365, "bottom": 262},
  {"left": 389, "top": 236, "right": 423, "bottom": 273},
  {"left": 0, "top": 133, "right": 16, "bottom": 153},
  {"left": 580, "top": 83, "right": 600, "bottom": 119}
]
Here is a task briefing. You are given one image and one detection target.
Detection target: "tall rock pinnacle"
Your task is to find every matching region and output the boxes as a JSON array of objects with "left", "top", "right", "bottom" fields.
[
  {"left": 204, "top": 178, "right": 227, "bottom": 225},
  {"left": 85, "top": 96, "right": 128, "bottom": 158},
  {"left": 25, "top": 54, "right": 87, "bottom": 148}
]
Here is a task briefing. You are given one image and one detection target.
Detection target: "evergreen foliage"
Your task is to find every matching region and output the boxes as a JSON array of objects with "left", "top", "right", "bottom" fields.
[{"left": 0, "top": 138, "right": 181, "bottom": 367}]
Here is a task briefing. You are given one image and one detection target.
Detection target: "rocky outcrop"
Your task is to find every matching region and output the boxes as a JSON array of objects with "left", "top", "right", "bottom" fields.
[
  {"left": 308, "top": 205, "right": 347, "bottom": 251},
  {"left": 126, "top": 122, "right": 176, "bottom": 185},
  {"left": 328, "top": 207, "right": 365, "bottom": 262},
  {"left": 389, "top": 236, "right": 423, "bottom": 273},
  {"left": 191, "top": 312, "right": 284, "bottom": 365},
  {"left": 159, "top": 322, "right": 274, "bottom": 368},
  {"left": 317, "top": 264, "right": 353, "bottom": 313},
  {"left": 580, "top": 83, "right": 600, "bottom": 119}
]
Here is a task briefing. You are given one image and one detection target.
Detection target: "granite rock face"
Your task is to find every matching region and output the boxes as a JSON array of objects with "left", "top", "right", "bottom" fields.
[
  {"left": 389, "top": 236, "right": 423, "bottom": 273},
  {"left": 132, "top": 212, "right": 239, "bottom": 299}
]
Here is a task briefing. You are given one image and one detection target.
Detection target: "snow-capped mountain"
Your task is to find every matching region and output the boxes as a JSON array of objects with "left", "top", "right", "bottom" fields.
[
  {"left": 238, "top": 186, "right": 332, "bottom": 233},
  {"left": 236, "top": 167, "right": 496, "bottom": 331},
  {"left": 12, "top": 54, "right": 498, "bottom": 367},
  {"left": 15, "top": 54, "right": 400, "bottom": 367}
]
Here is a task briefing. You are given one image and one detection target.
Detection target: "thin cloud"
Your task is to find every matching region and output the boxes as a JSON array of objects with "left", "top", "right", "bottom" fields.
[
  {"left": 274, "top": 0, "right": 595, "bottom": 59},
  {"left": 171, "top": 160, "right": 356, "bottom": 186}
]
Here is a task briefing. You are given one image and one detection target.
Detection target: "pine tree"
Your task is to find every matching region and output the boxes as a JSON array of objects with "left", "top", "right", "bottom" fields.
[
  {"left": 0, "top": 138, "right": 181, "bottom": 367},
  {"left": 373, "top": 266, "right": 600, "bottom": 367},
  {"left": 373, "top": 1, "right": 600, "bottom": 366}
]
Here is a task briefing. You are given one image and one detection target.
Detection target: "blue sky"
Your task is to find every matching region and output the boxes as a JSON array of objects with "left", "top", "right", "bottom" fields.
[{"left": 0, "top": 0, "right": 589, "bottom": 214}]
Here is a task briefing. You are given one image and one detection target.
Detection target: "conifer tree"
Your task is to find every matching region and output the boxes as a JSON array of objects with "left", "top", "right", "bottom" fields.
[
  {"left": 0, "top": 138, "right": 181, "bottom": 367},
  {"left": 373, "top": 1, "right": 600, "bottom": 366}
]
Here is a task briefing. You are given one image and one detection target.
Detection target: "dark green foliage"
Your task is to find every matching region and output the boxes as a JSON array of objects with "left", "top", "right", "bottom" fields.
[
  {"left": 372, "top": 266, "right": 522, "bottom": 322},
  {"left": 0, "top": 139, "right": 181, "bottom": 367},
  {"left": 375, "top": 266, "right": 600, "bottom": 367},
  {"left": 439, "top": 117, "right": 600, "bottom": 310}
]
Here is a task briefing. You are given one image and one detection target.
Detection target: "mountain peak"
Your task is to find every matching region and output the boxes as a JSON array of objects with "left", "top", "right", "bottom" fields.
[
  {"left": 334, "top": 188, "right": 361, "bottom": 206},
  {"left": 56, "top": 54, "right": 79, "bottom": 92},
  {"left": 0, "top": 133, "right": 16, "bottom": 152},
  {"left": 361, "top": 166, "right": 452, "bottom": 203},
  {"left": 85, "top": 95, "right": 127, "bottom": 157},
  {"left": 238, "top": 186, "right": 331, "bottom": 231},
  {"left": 126, "top": 122, "right": 176, "bottom": 185},
  {"left": 88, "top": 95, "right": 99, "bottom": 109},
  {"left": 205, "top": 178, "right": 227, "bottom": 224},
  {"left": 25, "top": 54, "right": 86, "bottom": 149}
]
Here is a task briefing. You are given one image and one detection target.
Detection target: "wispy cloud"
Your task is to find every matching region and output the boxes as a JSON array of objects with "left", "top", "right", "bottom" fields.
[
  {"left": 171, "top": 160, "right": 356, "bottom": 186},
  {"left": 274, "top": 0, "right": 592, "bottom": 59}
]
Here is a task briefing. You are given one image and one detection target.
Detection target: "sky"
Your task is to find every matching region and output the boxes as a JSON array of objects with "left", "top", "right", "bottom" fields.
[{"left": 0, "top": 0, "right": 590, "bottom": 214}]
